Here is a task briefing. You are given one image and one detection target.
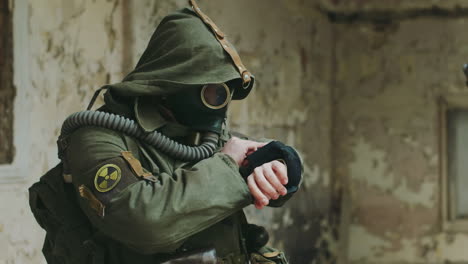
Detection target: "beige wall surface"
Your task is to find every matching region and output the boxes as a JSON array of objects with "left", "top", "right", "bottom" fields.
[
  {"left": 334, "top": 17, "right": 468, "bottom": 264},
  {"left": 1, "top": 0, "right": 125, "bottom": 263},
  {"left": 1, "top": 0, "right": 333, "bottom": 263}
]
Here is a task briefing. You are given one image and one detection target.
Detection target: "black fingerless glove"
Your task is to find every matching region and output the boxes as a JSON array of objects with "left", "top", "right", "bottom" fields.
[{"left": 239, "top": 141, "right": 302, "bottom": 194}]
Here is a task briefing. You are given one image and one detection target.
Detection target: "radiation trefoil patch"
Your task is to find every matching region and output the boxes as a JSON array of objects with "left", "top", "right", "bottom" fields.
[{"left": 94, "top": 164, "right": 122, "bottom": 193}]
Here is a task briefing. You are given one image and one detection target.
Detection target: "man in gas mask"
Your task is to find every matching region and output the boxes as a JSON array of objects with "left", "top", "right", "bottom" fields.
[{"left": 31, "top": 1, "right": 302, "bottom": 263}]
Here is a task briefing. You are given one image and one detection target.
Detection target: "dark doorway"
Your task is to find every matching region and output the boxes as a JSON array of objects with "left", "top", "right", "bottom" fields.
[{"left": 0, "top": 0, "right": 15, "bottom": 164}]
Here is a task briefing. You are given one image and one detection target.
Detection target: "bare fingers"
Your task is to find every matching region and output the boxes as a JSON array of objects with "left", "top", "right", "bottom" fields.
[
  {"left": 243, "top": 140, "right": 267, "bottom": 154},
  {"left": 253, "top": 167, "right": 279, "bottom": 200},
  {"left": 263, "top": 165, "right": 287, "bottom": 196},
  {"left": 247, "top": 161, "right": 289, "bottom": 210},
  {"left": 247, "top": 174, "right": 269, "bottom": 208},
  {"left": 271, "top": 160, "right": 288, "bottom": 185}
]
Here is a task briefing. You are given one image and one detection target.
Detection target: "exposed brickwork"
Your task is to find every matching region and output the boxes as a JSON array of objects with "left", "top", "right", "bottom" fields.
[{"left": 0, "top": 0, "right": 15, "bottom": 164}]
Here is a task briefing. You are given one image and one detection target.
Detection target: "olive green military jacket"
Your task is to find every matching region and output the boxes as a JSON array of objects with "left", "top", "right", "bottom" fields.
[
  {"left": 54, "top": 6, "right": 296, "bottom": 263},
  {"left": 66, "top": 126, "right": 255, "bottom": 263}
]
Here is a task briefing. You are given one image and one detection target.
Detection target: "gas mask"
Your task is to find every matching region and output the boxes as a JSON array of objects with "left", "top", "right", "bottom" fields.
[{"left": 164, "top": 82, "right": 234, "bottom": 134}]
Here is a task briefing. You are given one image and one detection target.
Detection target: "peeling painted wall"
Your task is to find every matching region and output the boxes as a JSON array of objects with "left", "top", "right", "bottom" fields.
[
  {"left": 1, "top": 0, "right": 332, "bottom": 263},
  {"left": 334, "top": 16, "right": 468, "bottom": 264},
  {"left": 10, "top": 0, "right": 468, "bottom": 263},
  {"left": 1, "top": 0, "right": 125, "bottom": 263}
]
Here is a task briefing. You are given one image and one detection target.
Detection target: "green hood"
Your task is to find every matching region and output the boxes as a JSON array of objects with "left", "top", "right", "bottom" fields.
[{"left": 103, "top": 8, "right": 254, "bottom": 132}]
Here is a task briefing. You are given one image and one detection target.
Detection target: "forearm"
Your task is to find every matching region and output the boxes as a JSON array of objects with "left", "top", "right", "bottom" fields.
[{"left": 80, "top": 153, "right": 252, "bottom": 254}]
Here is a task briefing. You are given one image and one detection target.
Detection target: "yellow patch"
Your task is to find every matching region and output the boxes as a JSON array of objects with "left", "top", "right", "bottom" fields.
[{"left": 94, "top": 164, "right": 121, "bottom": 193}]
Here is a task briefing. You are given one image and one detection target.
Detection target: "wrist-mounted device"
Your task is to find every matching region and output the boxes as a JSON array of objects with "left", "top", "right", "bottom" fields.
[{"left": 239, "top": 141, "right": 302, "bottom": 194}]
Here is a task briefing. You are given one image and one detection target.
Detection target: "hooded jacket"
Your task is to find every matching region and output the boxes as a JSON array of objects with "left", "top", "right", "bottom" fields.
[
  {"left": 63, "top": 6, "right": 292, "bottom": 264},
  {"left": 104, "top": 7, "right": 254, "bottom": 132}
]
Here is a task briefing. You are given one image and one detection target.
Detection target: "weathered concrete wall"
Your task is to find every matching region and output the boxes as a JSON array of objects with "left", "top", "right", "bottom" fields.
[
  {"left": 0, "top": 0, "right": 125, "bottom": 263},
  {"left": 1, "top": 0, "right": 331, "bottom": 263},
  {"left": 8, "top": 1, "right": 468, "bottom": 264},
  {"left": 333, "top": 15, "right": 468, "bottom": 264}
]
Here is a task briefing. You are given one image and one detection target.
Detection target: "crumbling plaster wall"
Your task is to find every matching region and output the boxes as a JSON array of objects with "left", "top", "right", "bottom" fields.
[
  {"left": 7, "top": 0, "right": 468, "bottom": 264},
  {"left": 1, "top": 0, "right": 126, "bottom": 263},
  {"left": 333, "top": 14, "right": 468, "bottom": 264},
  {"left": 1, "top": 0, "right": 333, "bottom": 263}
]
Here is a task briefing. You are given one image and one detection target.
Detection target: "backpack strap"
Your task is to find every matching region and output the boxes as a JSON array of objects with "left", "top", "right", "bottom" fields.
[
  {"left": 57, "top": 135, "right": 73, "bottom": 183},
  {"left": 87, "top": 87, "right": 108, "bottom": 111}
]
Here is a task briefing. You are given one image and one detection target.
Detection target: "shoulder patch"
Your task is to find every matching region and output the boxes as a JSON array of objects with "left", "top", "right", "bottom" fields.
[{"left": 94, "top": 164, "right": 122, "bottom": 192}]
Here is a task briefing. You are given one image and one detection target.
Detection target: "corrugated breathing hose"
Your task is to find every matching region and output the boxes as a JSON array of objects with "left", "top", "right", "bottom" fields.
[{"left": 59, "top": 110, "right": 219, "bottom": 162}]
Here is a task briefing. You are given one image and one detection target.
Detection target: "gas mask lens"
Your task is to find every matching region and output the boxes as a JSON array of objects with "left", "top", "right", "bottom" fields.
[{"left": 200, "top": 83, "right": 232, "bottom": 109}]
